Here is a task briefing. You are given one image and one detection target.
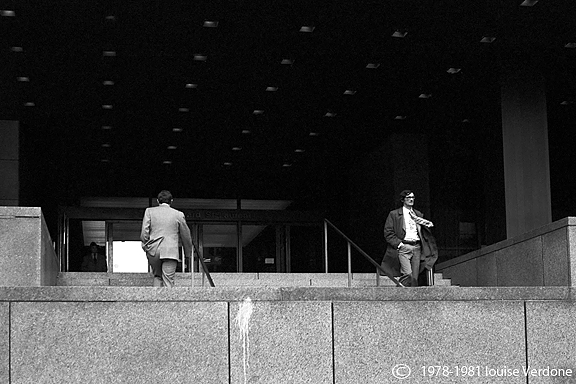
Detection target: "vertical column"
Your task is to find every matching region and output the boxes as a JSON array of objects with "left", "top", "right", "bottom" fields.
[
  {"left": 501, "top": 68, "right": 552, "bottom": 238},
  {"left": 0, "top": 120, "right": 19, "bottom": 206}
]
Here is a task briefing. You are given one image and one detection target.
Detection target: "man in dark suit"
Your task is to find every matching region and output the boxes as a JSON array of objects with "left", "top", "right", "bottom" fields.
[
  {"left": 381, "top": 190, "right": 438, "bottom": 287},
  {"left": 81, "top": 242, "right": 107, "bottom": 272},
  {"left": 140, "top": 190, "right": 193, "bottom": 287}
]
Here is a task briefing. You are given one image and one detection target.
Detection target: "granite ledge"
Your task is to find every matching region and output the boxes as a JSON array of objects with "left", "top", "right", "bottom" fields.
[{"left": 0, "top": 286, "right": 573, "bottom": 303}]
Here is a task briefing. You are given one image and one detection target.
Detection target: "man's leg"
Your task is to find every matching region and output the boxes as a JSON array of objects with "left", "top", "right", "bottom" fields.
[
  {"left": 398, "top": 246, "right": 413, "bottom": 277},
  {"left": 161, "top": 259, "right": 178, "bottom": 288},
  {"left": 410, "top": 245, "right": 422, "bottom": 287}
]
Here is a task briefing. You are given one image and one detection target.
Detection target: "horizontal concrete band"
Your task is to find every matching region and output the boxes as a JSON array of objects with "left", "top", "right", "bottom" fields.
[{"left": 0, "top": 286, "right": 574, "bottom": 302}]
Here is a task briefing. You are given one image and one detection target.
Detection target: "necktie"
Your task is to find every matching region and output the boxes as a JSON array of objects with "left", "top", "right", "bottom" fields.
[{"left": 409, "top": 210, "right": 434, "bottom": 228}]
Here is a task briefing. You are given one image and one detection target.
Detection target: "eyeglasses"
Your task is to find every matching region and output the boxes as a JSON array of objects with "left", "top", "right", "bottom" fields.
[{"left": 405, "top": 196, "right": 415, "bottom": 199}]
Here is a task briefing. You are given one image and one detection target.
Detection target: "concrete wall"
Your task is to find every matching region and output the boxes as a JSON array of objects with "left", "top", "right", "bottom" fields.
[
  {"left": 1, "top": 286, "right": 575, "bottom": 384},
  {"left": 436, "top": 217, "right": 576, "bottom": 287},
  {"left": 0, "top": 207, "right": 59, "bottom": 286}
]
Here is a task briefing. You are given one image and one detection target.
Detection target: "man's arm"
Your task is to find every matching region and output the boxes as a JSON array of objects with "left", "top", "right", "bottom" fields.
[
  {"left": 178, "top": 212, "right": 193, "bottom": 258},
  {"left": 384, "top": 211, "right": 402, "bottom": 249},
  {"left": 140, "top": 208, "right": 151, "bottom": 244}
]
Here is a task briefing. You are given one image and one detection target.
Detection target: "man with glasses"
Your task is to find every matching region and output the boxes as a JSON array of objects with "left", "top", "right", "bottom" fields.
[{"left": 381, "top": 190, "right": 438, "bottom": 287}]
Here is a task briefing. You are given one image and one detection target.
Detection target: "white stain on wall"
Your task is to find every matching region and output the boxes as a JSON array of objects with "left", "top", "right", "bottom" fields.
[{"left": 235, "top": 297, "right": 254, "bottom": 384}]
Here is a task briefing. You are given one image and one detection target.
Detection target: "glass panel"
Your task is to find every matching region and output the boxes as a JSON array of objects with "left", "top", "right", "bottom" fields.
[
  {"left": 289, "top": 225, "right": 323, "bottom": 272},
  {"left": 242, "top": 224, "right": 277, "bottom": 272},
  {"left": 111, "top": 221, "right": 148, "bottom": 273},
  {"left": 68, "top": 219, "right": 108, "bottom": 272},
  {"left": 202, "top": 224, "right": 237, "bottom": 272}
]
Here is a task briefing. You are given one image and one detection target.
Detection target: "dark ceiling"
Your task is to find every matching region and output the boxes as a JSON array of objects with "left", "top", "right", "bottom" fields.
[{"left": 2, "top": 0, "right": 576, "bottom": 207}]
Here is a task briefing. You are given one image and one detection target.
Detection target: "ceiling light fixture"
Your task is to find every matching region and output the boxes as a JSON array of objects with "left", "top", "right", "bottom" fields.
[
  {"left": 560, "top": 101, "right": 573, "bottom": 105},
  {"left": 395, "top": 115, "right": 407, "bottom": 120},
  {"left": 172, "top": 127, "right": 183, "bottom": 132},
  {"left": 565, "top": 43, "right": 576, "bottom": 48},
  {"left": 11, "top": 46, "right": 23, "bottom": 52},
  {"left": 520, "top": 0, "right": 538, "bottom": 6},
  {"left": 24, "top": 102, "right": 35, "bottom": 107},
  {"left": 282, "top": 163, "right": 292, "bottom": 167},
  {"left": 167, "top": 145, "right": 177, "bottom": 150},
  {"left": 480, "top": 36, "right": 496, "bottom": 43},
  {"left": 299, "top": 26, "right": 315, "bottom": 33},
  {"left": 253, "top": 110, "right": 264, "bottom": 115},
  {"left": 101, "top": 143, "right": 111, "bottom": 148},
  {"left": 100, "top": 159, "right": 110, "bottom": 163},
  {"left": 366, "top": 63, "right": 380, "bottom": 69},
  {"left": 294, "top": 149, "right": 305, "bottom": 153},
  {"left": 163, "top": 160, "right": 172, "bottom": 165},
  {"left": 102, "top": 104, "right": 113, "bottom": 110},
  {"left": 324, "top": 112, "right": 336, "bottom": 117},
  {"left": 17, "top": 77, "right": 30, "bottom": 82},
  {"left": 223, "top": 162, "right": 232, "bottom": 166},
  {"left": 309, "top": 132, "right": 319, "bottom": 136},
  {"left": 344, "top": 90, "right": 356, "bottom": 95},
  {"left": 193, "top": 54, "right": 207, "bottom": 61},
  {"left": 418, "top": 93, "right": 432, "bottom": 99},
  {"left": 105, "top": 15, "right": 116, "bottom": 21},
  {"left": 185, "top": 83, "right": 198, "bottom": 89},
  {"left": 232, "top": 147, "right": 242, "bottom": 151},
  {"left": 103, "top": 51, "right": 116, "bottom": 57},
  {"left": 203, "top": 20, "right": 218, "bottom": 28},
  {"left": 266, "top": 86, "right": 278, "bottom": 92},
  {"left": 447, "top": 68, "right": 461, "bottom": 74},
  {"left": 242, "top": 129, "right": 251, "bottom": 134},
  {"left": 178, "top": 107, "right": 189, "bottom": 112},
  {"left": 103, "top": 80, "right": 114, "bottom": 86},
  {"left": 281, "top": 59, "right": 294, "bottom": 65},
  {"left": 392, "top": 30, "right": 407, "bottom": 38},
  {"left": 102, "top": 125, "right": 112, "bottom": 130},
  {"left": 462, "top": 119, "right": 470, "bottom": 123},
  {"left": 1, "top": 10, "right": 15, "bottom": 17}
]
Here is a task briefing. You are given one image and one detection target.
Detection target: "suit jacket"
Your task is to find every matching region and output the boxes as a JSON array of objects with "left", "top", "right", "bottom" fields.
[
  {"left": 140, "top": 204, "right": 193, "bottom": 261},
  {"left": 381, "top": 207, "right": 438, "bottom": 276}
]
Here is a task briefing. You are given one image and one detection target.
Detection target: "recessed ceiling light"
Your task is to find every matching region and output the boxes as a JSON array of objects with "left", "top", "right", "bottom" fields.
[
  {"left": 392, "top": 30, "right": 407, "bottom": 38},
  {"left": 294, "top": 149, "right": 305, "bottom": 153},
  {"left": 462, "top": 119, "right": 470, "bottom": 123},
  {"left": 103, "top": 51, "right": 116, "bottom": 57},
  {"left": 309, "top": 132, "right": 319, "bottom": 136},
  {"left": 1, "top": 10, "right": 15, "bottom": 17},
  {"left": 300, "top": 26, "right": 315, "bottom": 33},
  {"left": 172, "top": 127, "right": 183, "bottom": 132},
  {"left": 565, "top": 43, "right": 576, "bottom": 48},
  {"left": 282, "top": 163, "right": 292, "bottom": 167},
  {"left": 17, "top": 76, "right": 30, "bottom": 82},
  {"left": 520, "top": 0, "right": 538, "bottom": 6},
  {"left": 281, "top": 59, "right": 294, "bottom": 65},
  {"left": 560, "top": 101, "right": 573, "bottom": 105},
  {"left": 105, "top": 15, "right": 116, "bottom": 21},
  {"left": 167, "top": 145, "right": 177, "bottom": 150},
  {"left": 193, "top": 54, "right": 207, "bottom": 61},
  {"left": 266, "top": 86, "right": 278, "bottom": 92},
  {"left": 242, "top": 129, "right": 251, "bottom": 134},
  {"left": 178, "top": 107, "right": 189, "bottom": 112},
  {"left": 223, "top": 162, "right": 232, "bottom": 166},
  {"left": 185, "top": 83, "right": 198, "bottom": 89},
  {"left": 101, "top": 143, "right": 111, "bottom": 148},
  {"left": 100, "top": 159, "right": 110, "bottom": 163},
  {"left": 102, "top": 125, "right": 112, "bottom": 130},
  {"left": 324, "top": 112, "right": 336, "bottom": 117},
  {"left": 366, "top": 63, "right": 380, "bottom": 69},
  {"left": 447, "top": 68, "right": 461, "bottom": 74},
  {"left": 203, "top": 20, "right": 218, "bottom": 28},
  {"left": 253, "top": 110, "right": 264, "bottom": 115},
  {"left": 103, "top": 80, "right": 114, "bottom": 86},
  {"left": 419, "top": 93, "right": 432, "bottom": 99},
  {"left": 480, "top": 36, "right": 496, "bottom": 43},
  {"left": 232, "top": 147, "right": 242, "bottom": 151},
  {"left": 102, "top": 104, "right": 113, "bottom": 109},
  {"left": 163, "top": 160, "right": 172, "bottom": 165},
  {"left": 11, "top": 46, "right": 23, "bottom": 52},
  {"left": 395, "top": 115, "right": 407, "bottom": 120},
  {"left": 24, "top": 102, "right": 35, "bottom": 107},
  {"left": 344, "top": 90, "right": 356, "bottom": 95}
]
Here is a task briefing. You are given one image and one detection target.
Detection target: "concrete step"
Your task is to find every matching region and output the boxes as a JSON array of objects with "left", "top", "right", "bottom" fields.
[{"left": 57, "top": 272, "right": 454, "bottom": 287}]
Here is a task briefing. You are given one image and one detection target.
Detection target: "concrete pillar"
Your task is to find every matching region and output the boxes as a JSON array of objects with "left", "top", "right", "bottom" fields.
[
  {"left": 501, "top": 69, "right": 551, "bottom": 238},
  {"left": 0, "top": 120, "right": 19, "bottom": 206}
]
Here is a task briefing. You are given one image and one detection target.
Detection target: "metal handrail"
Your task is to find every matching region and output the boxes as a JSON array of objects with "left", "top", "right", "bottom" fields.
[
  {"left": 324, "top": 219, "right": 404, "bottom": 287},
  {"left": 190, "top": 239, "right": 215, "bottom": 287}
]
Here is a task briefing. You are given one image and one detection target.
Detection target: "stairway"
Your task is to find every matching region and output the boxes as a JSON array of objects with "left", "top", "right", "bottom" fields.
[{"left": 57, "top": 272, "right": 454, "bottom": 287}]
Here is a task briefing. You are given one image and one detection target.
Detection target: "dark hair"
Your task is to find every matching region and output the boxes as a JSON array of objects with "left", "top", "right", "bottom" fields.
[
  {"left": 399, "top": 190, "right": 413, "bottom": 203},
  {"left": 89, "top": 242, "right": 97, "bottom": 247},
  {"left": 157, "top": 190, "right": 173, "bottom": 204}
]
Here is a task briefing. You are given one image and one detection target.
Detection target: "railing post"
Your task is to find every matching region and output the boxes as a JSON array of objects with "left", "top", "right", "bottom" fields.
[
  {"left": 347, "top": 242, "right": 352, "bottom": 287},
  {"left": 324, "top": 220, "right": 329, "bottom": 273}
]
